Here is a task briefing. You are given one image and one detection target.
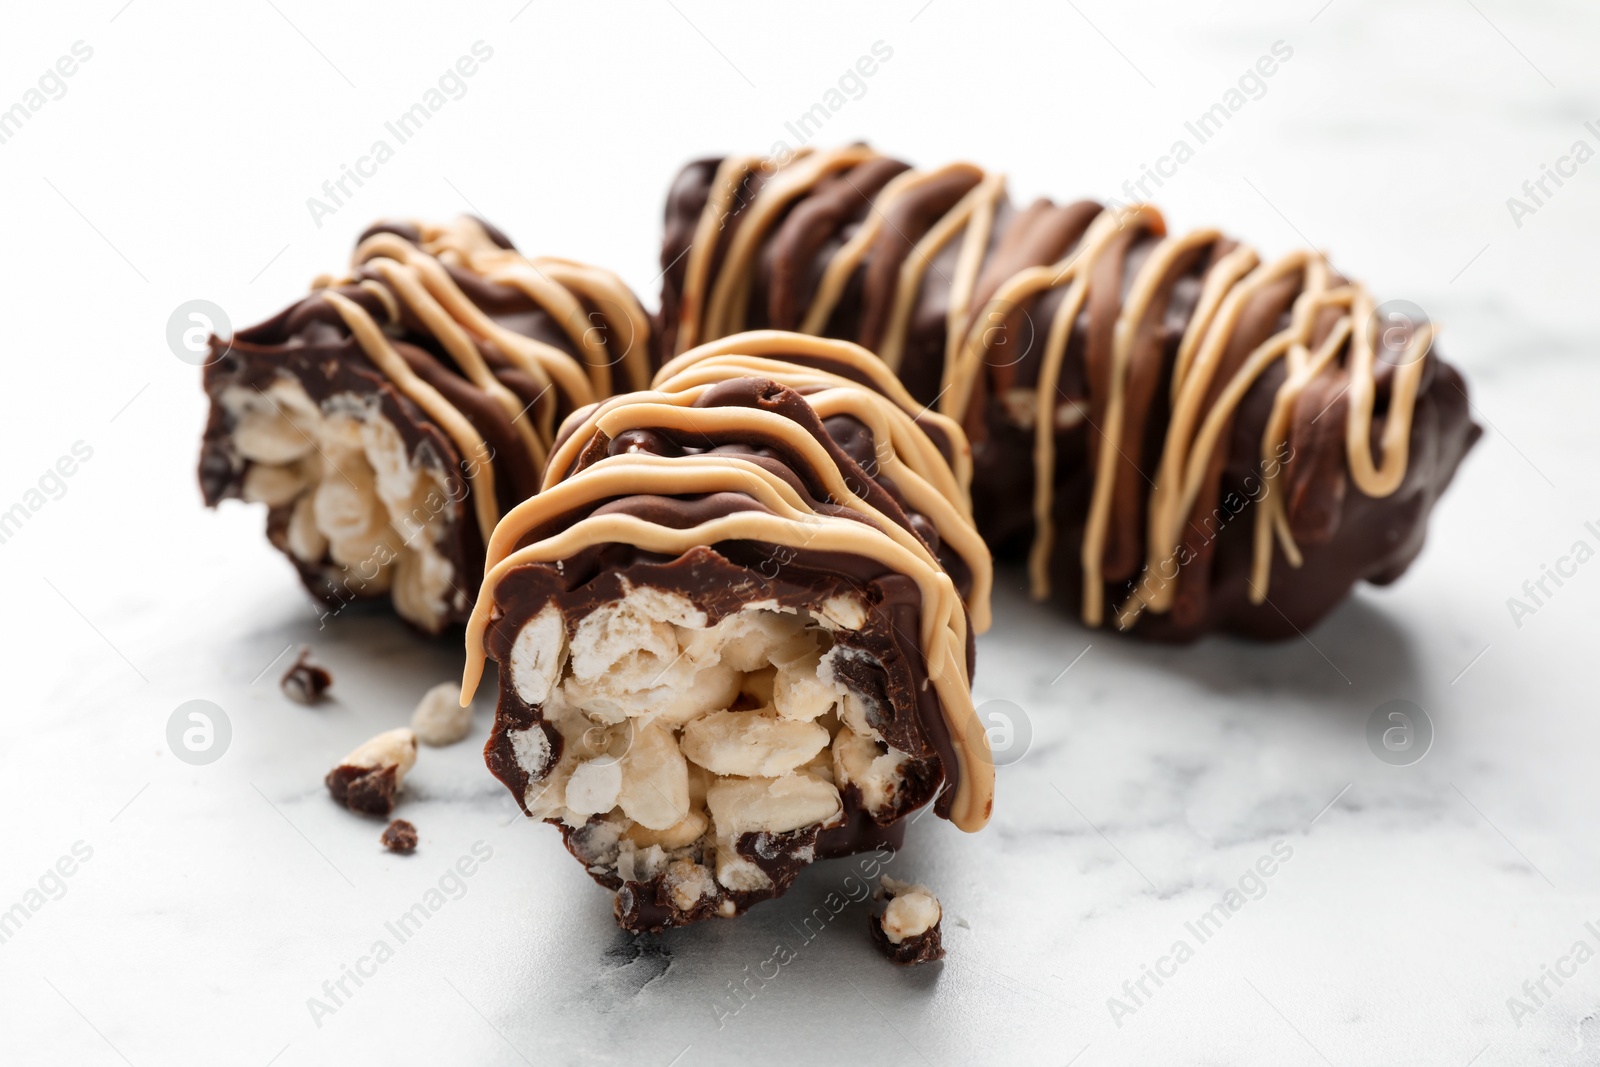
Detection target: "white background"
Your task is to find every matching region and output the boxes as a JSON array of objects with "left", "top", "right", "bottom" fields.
[{"left": 1, "top": 1, "right": 1597, "bottom": 1064}]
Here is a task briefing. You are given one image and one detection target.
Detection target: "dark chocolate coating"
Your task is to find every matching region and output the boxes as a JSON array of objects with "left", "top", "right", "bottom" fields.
[{"left": 658, "top": 153, "right": 1481, "bottom": 641}]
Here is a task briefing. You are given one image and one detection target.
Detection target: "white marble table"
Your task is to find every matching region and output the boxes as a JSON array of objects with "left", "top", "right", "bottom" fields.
[{"left": 1, "top": 1, "right": 1596, "bottom": 1063}]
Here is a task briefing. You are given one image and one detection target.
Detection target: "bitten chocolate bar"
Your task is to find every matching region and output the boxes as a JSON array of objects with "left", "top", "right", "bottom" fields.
[
  {"left": 658, "top": 147, "right": 1479, "bottom": 640},
  {"left": 462, "top": 331, "right": 993, "bottom": 931},
  {"left": 200, "top": 217, "right": 652, "bottom": 632}
]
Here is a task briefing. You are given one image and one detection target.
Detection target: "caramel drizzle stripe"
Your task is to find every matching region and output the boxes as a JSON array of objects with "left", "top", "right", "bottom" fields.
[
  {"left": 952, "top": 209, "right": 1134, "bottom": 605},
  {"left": 532, "top": 256, "right": 655, "bottom": 394},
  {"left": 1344, "top": 286, "right": 1431, "bottom": 497},
  {"left": 655, "top": 350, "right": 970, "bottom": 514},
  {"left": 656, "top": 330, "right": 975, "bottom": 496},
  {"left": 414, "top": 217, "right": 643, "bottom": 402},
  {"left": 1028, "top": 269, "right": 1095, "bottom": 601},
  {"left": 490, "top": 257, "right": 622, "bottom": 400},
  {"left": 1134, "top": 252, "right": 1326, "bottom": 618},
  {"left": 1080, "top": 226, "right": 1223, "bottom": 624},
  {"left": 882, "top": 172, "right": 1007, "bottom": 375},
  {"left": 674, "top": 154, "right": 765, "bottom": 355},
  {"left": 800, "top": 164, "right": 982, "bottom": 336},
  {"left": 1007, "top": 210, "right": 1163, "bottom": 611},
  {"left": 703, "top": 146, "right": 882, "bottom": 341},
  {"left": 942, "top": 207, "right": 1135, "bottom": 426},
  {"left": 355, "top": 278, "right": 400, "bottom": 324},
  {"left": 411, "top": 214, "right": 503, "bottom": 263},
  {"left": 587, "top": 402, "right": 953, "bottom": 588},
  {"left": 1249, "top": 300, "right": 1355, "bottom": 593},
  {"left": 795, "top": 387, "right": 992, "bottom": 633},
  {"left": 655, "top": 363, "right": 966, "bottom": 515},
  {"left": 456, "top": 254, "right": 605, "bottom": 403},
  {"left": 353, "top": 237, "right": 557, "bottom": 460},
  {"left": 940, "top": 173, "right": 1005, "bottom": 388},
  {"left": 543, "top": 387, "right": 685, "bottom": 492},
  {"left": 359, "top": 254, "right": 546, "bottom": 468},
  {"left": 350, "top": 228, "right": 614, "bottom": 456},
  {"left": 481, "top": 452, "right": 813, "bottom": 566},
  {"left": 467, "top": 454, "right": 806, "bottom": 579},
  {"left": 459, "top": 462, "right": 991, "bottom": 832},
  {"left": 1169, "top": 245, "right": 1261, "bottom": 402},
  {"left": 405, "top": 217, "right": 631, "bottom": 405},
  {"left": 321, "top": 290, "right": 500, "bottom": 543}
]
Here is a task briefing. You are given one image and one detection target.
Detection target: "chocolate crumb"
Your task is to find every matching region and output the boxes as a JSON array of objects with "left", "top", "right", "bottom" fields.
[
  {"left": 327, "top": 764, "right": 400, "bottom": 815},
  {"left": 281, "top": 647, "right": 332, "bottom": 704},
  {"left": 325, "top": 728, "right": 417, "bottom": 816},
  {"left": 869, "top": 876, "right": 945, "bottom": 966},
  {"left": 381, "top": 819, "right": 418, "bottom": 853}
]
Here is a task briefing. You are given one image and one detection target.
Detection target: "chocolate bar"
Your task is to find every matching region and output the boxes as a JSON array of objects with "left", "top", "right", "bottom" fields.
[
  {"left": 200, "top": 217, "right": 652, "bottom": 632},
  {"left": 462, "top": 332, "right": 993, "bottom": 931},
  {"left": 658, "top": 148, "right": 1480, "bottom": 639}
]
